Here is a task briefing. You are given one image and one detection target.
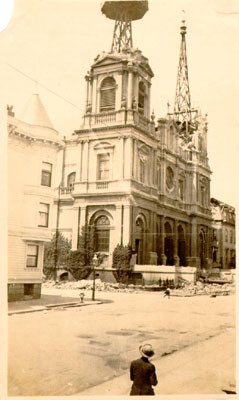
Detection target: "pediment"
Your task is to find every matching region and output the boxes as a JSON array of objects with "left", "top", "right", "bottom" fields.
[{"left": 93, "top": 56, "right": 123, "bottom": 67}]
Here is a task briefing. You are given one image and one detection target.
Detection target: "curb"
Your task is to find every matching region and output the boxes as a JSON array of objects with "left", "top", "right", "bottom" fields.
[{"left": 8, "top": 301, "right": 102, "bottom": 316}]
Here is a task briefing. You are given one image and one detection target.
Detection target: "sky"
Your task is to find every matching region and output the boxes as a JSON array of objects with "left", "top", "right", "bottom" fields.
[{"left": 1, "top": 0, "right": 239, "bottom": 206}]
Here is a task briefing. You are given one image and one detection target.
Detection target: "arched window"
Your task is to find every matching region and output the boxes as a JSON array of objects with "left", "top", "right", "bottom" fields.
[
  {"left": 95, "top": 215, "right": 110, "bottom": 252},
  {"left": 138, "top": 82, "right": 145, "bottom": 114},
  {"left": 100, "top": 77, "right": 116, "bottom": 112},
  {"left": 67, "top": 172, "right": 76, "bottom": 189}
]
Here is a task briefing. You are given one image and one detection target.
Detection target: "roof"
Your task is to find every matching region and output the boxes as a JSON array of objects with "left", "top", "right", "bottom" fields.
[{"left": 20, "top": 93, "right": 54, "bottom": 129}]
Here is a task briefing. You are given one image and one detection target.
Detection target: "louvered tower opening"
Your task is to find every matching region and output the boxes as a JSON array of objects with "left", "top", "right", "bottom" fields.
[
  {"left": 138, "top": 81, "right": 145, "bottom": 114},
  {"left": 100, "top": 77, "right": 116, "bottom": 112}
]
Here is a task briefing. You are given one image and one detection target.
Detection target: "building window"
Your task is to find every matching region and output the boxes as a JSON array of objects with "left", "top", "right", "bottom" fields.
[
  {"left": 97, "top": 153, "right": 110, "bottom": 180},
  {"left": 95, "top": 215, "right": 110, "bottom": 252},
  {"left": 41, "top": 162, "right": 52, "bottom": 187},
  {"left": 140, "top": 159, "right": 145, "bottom": 183},
  {"left": 225, "top": 229, "right": 228, "bottom": 242},
  {"left": 26, "top": 244, "right": 39, "bottom": 268},
  {"left": 166, "top": 166, "right": 174, "bottom": 190},
  {"left": 200, "top": 184, "right": 206, "bottom": 206},
  {"left": 38, "top": 203, "right": 49, "bottom": 227},
  {"left": 100, "top": 77, "right": 116, "bottom": 112},
  {"left": 138, "top": 82, "right": 145, "bottom": 114},
  {"left": 179, "top": 179, "right": 184, "bottom": 200},
  {"left": 230, "top": 230, "right": 233, "bottom": 244},
  {"left": 67, "top": 172, "right": 76, "bottom": 189}
]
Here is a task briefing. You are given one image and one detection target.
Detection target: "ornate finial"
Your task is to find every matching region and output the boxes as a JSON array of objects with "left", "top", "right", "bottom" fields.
[
  {"left": 167, "top": 101, "right": 170, "bottom": 114},
  {"left": 181, "top": 10, "right": 187, "bottom": 35}
]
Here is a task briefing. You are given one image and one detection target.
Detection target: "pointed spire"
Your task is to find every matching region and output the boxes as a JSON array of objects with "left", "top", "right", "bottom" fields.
[
  {"left": 20, "top": 93, "right": 54, "bottom": 129},
  {"left": 174, "top": 12, "right": 191, "bottom": 121}
]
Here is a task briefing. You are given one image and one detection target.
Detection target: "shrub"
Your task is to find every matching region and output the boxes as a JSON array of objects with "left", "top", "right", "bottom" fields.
[{"left": 112, "top": 244, "right": 133, "bottom": 284}]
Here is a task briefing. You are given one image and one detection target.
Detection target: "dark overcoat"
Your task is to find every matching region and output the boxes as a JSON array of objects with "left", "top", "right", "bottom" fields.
[{"left": 130, "top": 356, "right": 158, "bottom": 396}]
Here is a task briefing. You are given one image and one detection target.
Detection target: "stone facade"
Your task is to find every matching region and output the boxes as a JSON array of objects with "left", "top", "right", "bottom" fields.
[
  {"left": 211, "top": 198, "right": 236, "bottom": 269},
  {"left": 54, "top": 47, "right": 214, "bottom": 274}
]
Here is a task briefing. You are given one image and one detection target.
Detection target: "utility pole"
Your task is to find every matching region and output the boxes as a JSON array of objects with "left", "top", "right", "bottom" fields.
[
  {"left": 54, "top": 185, "right": 61, "bottom": 281},
  {"left": 92, "top": 254, "right": 98, "bottom": 301}
]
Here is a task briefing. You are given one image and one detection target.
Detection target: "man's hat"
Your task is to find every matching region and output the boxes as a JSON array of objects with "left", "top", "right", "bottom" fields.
[{"left": 139, "top": 344, "right": 155, "bottom": 358}]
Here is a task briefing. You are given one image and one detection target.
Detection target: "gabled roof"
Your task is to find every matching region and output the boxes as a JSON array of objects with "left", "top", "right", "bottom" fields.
[{"left": 20, "top": 93, "right": 54, "bottom": 129}]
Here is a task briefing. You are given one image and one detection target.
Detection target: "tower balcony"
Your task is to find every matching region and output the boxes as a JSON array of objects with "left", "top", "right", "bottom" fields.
[{"left": 82, "top": 109, "right": 155, "bottom": 135}]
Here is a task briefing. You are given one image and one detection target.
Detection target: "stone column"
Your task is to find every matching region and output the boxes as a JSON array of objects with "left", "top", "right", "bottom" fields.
[
  {"left": 82, "top": 140, "right": 89, "bottom": 182},
  {"left": 160, "top": 216, "right": 166, "bottom": 264},
  {"left": 85, "top": 74, "right": 89, "bottom": 112},
  {"left": 124, "top": 136, "right": 132, "bottom": 179},
  {"left": 123, "top": 204, "right": 131, "bottom": 245},
  {"left": 91, "top": 75, "right": 97, "bottom": 114},
  {"left": 115, "top": 204, "right": 123, "bottom": 245},
  {"left": 127, "top": 64, "right": 134, "bottom": 122},
  {"left": 71, "top": 207, "right": 80, "bottom": 250},
  {"left": 134, "top": 139, "right": 138, "bottom": 180},
  {"left": 76, "top": 140, "right": 83, "bottom": 181},
  {"left": 78, "top": 206, "right": 86, "bottom": 239},
  {"left": 173, "top": 220, "right": 180, "bottom": 266}
]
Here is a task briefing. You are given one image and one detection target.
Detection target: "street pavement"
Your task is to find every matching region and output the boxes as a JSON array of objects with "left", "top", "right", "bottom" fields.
[
  {"left": 77, "top": 328, "right": 236, "bottom": 395},
  {"left": 8, "top": 288, "right": 236, "bottom": 396}
]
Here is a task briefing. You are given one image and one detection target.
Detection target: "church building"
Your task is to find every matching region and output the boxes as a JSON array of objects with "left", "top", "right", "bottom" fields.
[{"left": 54, "top": 10, "right": 213, "bottom": 272}]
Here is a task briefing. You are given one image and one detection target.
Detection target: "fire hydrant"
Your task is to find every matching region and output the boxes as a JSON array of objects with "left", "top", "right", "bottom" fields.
[{"left": 79, "top": 292, "right": 85, "bottom": 303}]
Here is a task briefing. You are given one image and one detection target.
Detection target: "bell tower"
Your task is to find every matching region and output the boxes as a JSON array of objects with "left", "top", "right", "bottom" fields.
[{"left": 82, "top": 0, "right": 154, "bottom": 131}]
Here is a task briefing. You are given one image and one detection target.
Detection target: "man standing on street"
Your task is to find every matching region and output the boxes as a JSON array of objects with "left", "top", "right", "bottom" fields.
[{"left": 130, "top": 344, "right": 158, "bottom": 396}]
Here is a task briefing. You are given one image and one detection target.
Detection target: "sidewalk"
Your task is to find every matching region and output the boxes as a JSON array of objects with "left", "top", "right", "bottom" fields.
[
  {"left": 8, "top": 294, "right": 102, "bottom": 315},
  {"left": 76, "top": 329, "right": 236, "bottom": 396}
]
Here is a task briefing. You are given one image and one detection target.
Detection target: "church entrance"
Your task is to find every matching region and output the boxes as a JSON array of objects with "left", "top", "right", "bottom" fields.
[
  {"left": 164, "top": 222, "right": 174, "bottom": 266},
  {"left": 178, "top": 225, "right": 186, "bottom": 266}
]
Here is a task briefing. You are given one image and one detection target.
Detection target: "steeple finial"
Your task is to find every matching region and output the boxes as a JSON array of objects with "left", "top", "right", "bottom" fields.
[{"left": 174, "top": 11, "right": 191, "bottom": 121}]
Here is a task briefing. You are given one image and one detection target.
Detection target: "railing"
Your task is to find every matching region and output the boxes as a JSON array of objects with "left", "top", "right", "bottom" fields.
[
  {"left": 94, "top": 111, "right": 116, "bottom": 125},
  {"left": 96, "top": 181, "right": 109, "bottom": 189},
  {"left": 60, "top": 185, "right": 74, "bottom": 195}
]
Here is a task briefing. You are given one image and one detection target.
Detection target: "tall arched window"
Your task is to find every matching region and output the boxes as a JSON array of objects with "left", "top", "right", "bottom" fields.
[
  {"left": 100, "top": 77, "right": 116, "bottom": 112},
  {"left": 138, "top": 82, "right": 145, "bottom": 114},
  {"left": 95, "top": 215, "right": 110, "bottom": 252}
]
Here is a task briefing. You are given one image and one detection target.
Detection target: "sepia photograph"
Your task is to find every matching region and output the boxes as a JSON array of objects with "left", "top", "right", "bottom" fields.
[{"left": 1, "top": 0, "right": 238, "bottom": 397}]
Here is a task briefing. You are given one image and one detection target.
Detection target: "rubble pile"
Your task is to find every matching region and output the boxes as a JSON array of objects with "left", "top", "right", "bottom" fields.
[
  {"left": 171, "top": 281, "right": 235, "bottom": 297},
  {"left": 43, "top": 279, "right": 235, "bottom": 296},
  {"left": 43, "top": 280, "right": 144, "bottom": 293}
]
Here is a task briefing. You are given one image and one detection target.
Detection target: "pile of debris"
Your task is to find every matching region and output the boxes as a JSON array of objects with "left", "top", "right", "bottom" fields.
[
  {"left": 171, "top": 281, "right": 235, "bottom": 297},
  {"left": 43, "top": 280, "right": 144, "bottom": 293},
  {"left": 43, "top": 279, "right": 235, "bottom": 296}
]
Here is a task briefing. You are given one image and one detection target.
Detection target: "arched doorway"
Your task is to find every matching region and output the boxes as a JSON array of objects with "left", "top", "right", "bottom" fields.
[
  {"left": 135, "top": 216, "right": 146, "bottom": 265},
  {"left": 199, "top": 231, "right": 206, "bottom": 268},
  {"left": 178, "top": 225, "right": 186, "bottom": 266},
  {"left": 164, "top": 222, "right": 174, "bottom": 266}
]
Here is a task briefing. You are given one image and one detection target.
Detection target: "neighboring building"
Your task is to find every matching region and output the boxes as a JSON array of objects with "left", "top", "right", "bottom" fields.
[
  {"left": 54, "top": 20, "right": 213, "bottom": 273},
  {"left": 8, "top": 94, "right": 63, "bottom": 301},
  {"left": 211, "top": 198, "right": 236, "bottom": 269}
]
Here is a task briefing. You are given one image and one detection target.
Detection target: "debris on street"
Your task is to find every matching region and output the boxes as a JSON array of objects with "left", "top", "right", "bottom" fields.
[{"left": 43, "top": 279, "right": 235, "bottom": 297}]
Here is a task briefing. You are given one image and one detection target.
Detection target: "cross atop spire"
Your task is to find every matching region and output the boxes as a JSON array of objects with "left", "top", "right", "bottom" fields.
[{"left": 174, "top": 12, "right": 191, "bottom": 120}]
